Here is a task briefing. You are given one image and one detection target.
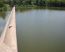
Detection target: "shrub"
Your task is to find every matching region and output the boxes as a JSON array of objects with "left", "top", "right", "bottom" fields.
[{"left": 0, "top": 1, "right": 5, "bottom": 8}]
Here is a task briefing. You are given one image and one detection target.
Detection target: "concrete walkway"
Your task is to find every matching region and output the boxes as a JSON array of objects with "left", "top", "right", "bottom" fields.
[{"left": 0, "top": 7, "right": 18, "bottom": 52}]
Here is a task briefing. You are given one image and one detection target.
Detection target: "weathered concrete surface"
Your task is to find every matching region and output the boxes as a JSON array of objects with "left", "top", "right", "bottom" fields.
[{"left": 0, "top": 7, "right": 18, "bottom": 52}]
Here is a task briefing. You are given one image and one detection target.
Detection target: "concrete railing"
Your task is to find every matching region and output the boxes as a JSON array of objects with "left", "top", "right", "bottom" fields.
[{"left": 0, "top": 7, "right": 18, "bottom": 52}]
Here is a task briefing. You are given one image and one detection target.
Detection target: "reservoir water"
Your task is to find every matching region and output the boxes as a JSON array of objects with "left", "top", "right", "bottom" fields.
[{"left": 0, "top": 7, "right": 65, "bottom": 52}]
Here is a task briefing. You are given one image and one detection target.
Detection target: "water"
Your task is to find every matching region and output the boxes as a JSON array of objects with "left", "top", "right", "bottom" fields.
[
  {"left": 0, "top": 7, "right": 65, "bottom": 52},
  {"left": 0, "top": 11, "right": 9, "bottom": 35}
]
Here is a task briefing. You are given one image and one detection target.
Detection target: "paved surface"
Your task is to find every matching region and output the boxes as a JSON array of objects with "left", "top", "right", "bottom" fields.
[{"left": 0, "top": 7, "right": 18, "bottom": 52}]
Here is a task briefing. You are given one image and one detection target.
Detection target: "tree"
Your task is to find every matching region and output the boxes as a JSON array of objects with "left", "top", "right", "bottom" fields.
[{"left": 0, "top": 1, "right": 5, "bottom": 8}]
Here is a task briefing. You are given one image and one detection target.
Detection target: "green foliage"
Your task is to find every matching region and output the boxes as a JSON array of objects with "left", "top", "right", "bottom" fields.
[
  {"left": 0, "top": 1, "right": 5, "bottom": 8},
  {"left": 15, "top": 5, "right": 37, "bottom": 9},
  {"left": 1, "top": 0, "right": 65, "bottom": 7},
  {"left": 0, "top": 1, "right": 7, "bottom": 11}
]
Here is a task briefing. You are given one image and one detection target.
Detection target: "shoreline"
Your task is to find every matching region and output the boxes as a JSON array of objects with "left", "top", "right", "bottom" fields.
[{"left": 15, "top": 5, "right": 65, "bottom": 10}]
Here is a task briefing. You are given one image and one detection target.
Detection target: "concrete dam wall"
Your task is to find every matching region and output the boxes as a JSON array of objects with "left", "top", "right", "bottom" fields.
[{"left": 0, "top": 7, "right": 18, "bottom": 52}]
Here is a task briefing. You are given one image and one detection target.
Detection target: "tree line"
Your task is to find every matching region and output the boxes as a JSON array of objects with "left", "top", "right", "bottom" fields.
[
  {"left": 0, "top": 0, "right": 65, "bottom": 7},
  {"left": 0, "top": 1, "right": 7, "bottom": 11}
]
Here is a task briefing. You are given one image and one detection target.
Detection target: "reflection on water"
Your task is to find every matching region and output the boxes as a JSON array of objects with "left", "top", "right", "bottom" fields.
[
  {"left": 36, "top": 7, "right": 65, "bottom": 10},
  {"left": 0, "top": 11, "right": 6, "bottom": 20},
  {"left": 16, "top": 7, "right": 65, "bottom": 12},
  {"left": 16, "top": 8, "right": 33, "bottom": 12},
  {"left": 0, "top": 11, "right": 9, "bottom": 35},
  {"left": 16, "top": 7, "right": 65, "bottom": 52}
]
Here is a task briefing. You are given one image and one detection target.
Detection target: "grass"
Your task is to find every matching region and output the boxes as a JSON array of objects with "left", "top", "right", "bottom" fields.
[{"left": 15, "top": 5, "right": 38, "bottom": 9}]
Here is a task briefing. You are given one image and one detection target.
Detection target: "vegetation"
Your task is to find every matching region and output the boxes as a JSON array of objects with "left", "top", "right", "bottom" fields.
[
  {"left": 4, "top": 0, "right": 65, "bottom": 7},
  {"left": 0, "top": 0, "right": 65, "bottom": 11},
  {"left": 0, "top": 1, "right": 7, "bottom": 11},
  {"left": 15, "top": 5, "right": 37, "bottom": 9}
]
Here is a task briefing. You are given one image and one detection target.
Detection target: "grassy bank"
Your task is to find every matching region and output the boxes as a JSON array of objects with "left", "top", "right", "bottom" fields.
[
  {"left": 15, "top": 5, "right": 38, "bottom": 9},
  {"left": 15, "top": 5, "right": 65, "bottom": 10}
]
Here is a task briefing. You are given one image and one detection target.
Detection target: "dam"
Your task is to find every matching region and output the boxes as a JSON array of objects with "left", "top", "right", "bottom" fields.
[{"left": 0, "top": 7, "right": 18, "bottom": 52}]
